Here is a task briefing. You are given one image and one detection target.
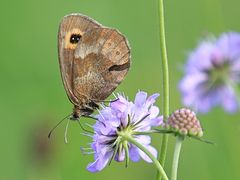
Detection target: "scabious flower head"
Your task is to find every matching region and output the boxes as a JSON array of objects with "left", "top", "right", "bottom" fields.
[
  {"left": 165, "top": 108, "right": 203, "bottom": 138},
  {"left": 86, "top": 91, "right": 163, "bottom": 172},
  {"left": 179, "top": 32, "right": 240, "bottom": 113}
]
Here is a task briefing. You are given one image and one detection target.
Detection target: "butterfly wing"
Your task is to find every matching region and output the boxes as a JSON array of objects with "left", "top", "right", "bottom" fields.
[
  {"left": 58, "top": 14, "right": 102, "bottom": 105},
  {"left": 72, "top": 28, "right": 131, "bottom": 101}
]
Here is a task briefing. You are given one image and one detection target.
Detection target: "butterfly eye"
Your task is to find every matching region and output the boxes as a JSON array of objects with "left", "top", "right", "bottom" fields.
[{"left": 70, "top": 34, "right": 81, "bottom": 44}]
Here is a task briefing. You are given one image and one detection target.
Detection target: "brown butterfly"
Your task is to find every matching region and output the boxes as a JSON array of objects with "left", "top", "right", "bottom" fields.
[{"left": 48, "top": 13, "right": 131, "bottom": 141}]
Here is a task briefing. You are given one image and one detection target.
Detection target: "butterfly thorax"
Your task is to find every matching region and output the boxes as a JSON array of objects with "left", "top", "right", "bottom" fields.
[{"left": 71, "top": 101, "right": 99, "bottom": 120}]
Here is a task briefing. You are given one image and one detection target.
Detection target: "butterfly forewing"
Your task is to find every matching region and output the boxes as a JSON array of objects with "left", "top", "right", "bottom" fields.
[{"left": 58, "top": 14, "right": 102, "bottom": 105}]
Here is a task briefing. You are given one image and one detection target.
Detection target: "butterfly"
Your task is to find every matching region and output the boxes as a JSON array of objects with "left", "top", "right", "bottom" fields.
[{"left": 48, "top": 13, "right": 131, "bottom": 141}]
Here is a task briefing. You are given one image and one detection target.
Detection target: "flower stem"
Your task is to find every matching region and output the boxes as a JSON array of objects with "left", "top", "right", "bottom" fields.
[
  {"left": 120, "top": 133, "right": 169, "bottom": 180},
  {"left": 156, "top": 0, "right": 170, "bottom": 179},
  {"left": 157, "top": 135, "right": 168, "bottom": 177},
  {"left": 171, "top": 136, "right": 184, "bottom": 180}
]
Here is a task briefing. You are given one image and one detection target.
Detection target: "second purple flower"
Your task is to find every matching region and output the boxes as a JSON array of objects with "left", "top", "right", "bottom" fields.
[{"left": 179, "top": 32, "right": 240, "bottom": 113}]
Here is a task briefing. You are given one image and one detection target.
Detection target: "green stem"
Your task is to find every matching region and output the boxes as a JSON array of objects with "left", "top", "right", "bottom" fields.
[
  {"left": 120, "top": 133, "right": 169, "bottom": 180},
  {"left": 157, "top": 135, "right": 168, "bottom": 176},
  {"left": 171, "top": 136, "right": 183, "bottom": 180},
  {"left": 156, "top": 0, "right": 170, "bottom": 179}
]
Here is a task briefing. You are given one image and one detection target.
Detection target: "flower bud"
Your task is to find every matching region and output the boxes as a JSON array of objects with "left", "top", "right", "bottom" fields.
[{"left": 165, "top": 108, "right": 203, "bottom": 138}]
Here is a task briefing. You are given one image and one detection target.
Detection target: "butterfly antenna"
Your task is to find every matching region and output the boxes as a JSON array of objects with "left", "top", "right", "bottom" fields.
[
  {"left": 77, "top": 120, "right": 94, "bottom": 134},
  {"left": 83, "top": 114, "right": 106, "bottom": 127},
  {"left": 48, "top": 114, "right": 71, "bottom": 139},
  {"left": 64, "top": 118, "right": 70, "bottom": 144}
]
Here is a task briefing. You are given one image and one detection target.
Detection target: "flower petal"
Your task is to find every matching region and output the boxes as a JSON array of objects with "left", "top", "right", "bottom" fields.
[
  {"left": 150, "top": 116, "right": 163, "bottom": 126},
  {"left": 87, "top": 152, "right": 113, "bottom": 172},
  {"left": 220, "top": 86, "right": 238, "bottom": 113},
  {"left": 129, "top": 145, "right": 140, "bottom": 162},
  {"left": 216, "top": 32, "right": 240, "bottom": 60},
  {"left": 110, "top": 100, "right": 127, "bottom": 112},
  {"left": 115, "top": 149, "right": 125, "bottom": 162},
  {"left": 179, "top": 73, "right": 207, "bottom": 93},
  {"left": 146, "top": 93, "right": 160, "bottom": 107},
  {"left": 134, "top": 91, "right": 148, "bottom": 107},
  {"left": 138, "top": 145, "right": 157, "bottom": 163},
  {"left": 149, "top": 106, "right": 160, "bottom": 119},
  {"left": 135, "top": 135, "right": 151, "bottom": 145}
]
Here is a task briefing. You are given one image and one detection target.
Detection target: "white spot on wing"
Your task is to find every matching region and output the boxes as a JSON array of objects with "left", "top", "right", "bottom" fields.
[{"left": 75, "top": 45, "right": 99, "bottom": 59}]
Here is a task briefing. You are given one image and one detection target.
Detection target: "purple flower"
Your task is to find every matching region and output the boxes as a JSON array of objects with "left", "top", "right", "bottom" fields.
[
  {"left": 179, "top": 32, "right": 240, "bottom": 113},
  {"left": 86, "top": 91, "right": 163, "bottom": 172}
]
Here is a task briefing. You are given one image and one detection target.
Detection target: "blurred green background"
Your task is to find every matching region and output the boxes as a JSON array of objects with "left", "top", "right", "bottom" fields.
[{"left": 1, "top": 0, "right": 240, "bottom": 179}]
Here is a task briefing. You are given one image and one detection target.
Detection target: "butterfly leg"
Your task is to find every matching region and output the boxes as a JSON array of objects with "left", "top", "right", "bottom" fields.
[
  {"left": 80, "top": 105, "right": 95, "bottom": 116},
  {"left": 76, "top": 120, "right": 94, "bottom": 134},
  {"left": 88, "top": 101, "right": 99, "bottom": 109},
  {"left": 90, "top": 98, "right": 119, "bottom": 105}
]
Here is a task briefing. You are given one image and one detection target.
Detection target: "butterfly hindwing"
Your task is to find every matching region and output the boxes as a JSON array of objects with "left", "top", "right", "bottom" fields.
[{"left": 73, "top": 28, "right": 131, "bottom": 101}]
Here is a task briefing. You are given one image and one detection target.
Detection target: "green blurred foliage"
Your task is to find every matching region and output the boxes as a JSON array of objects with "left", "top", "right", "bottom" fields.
[{"left": 0, "top": 0, "right": 239, "bottom": 179}]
